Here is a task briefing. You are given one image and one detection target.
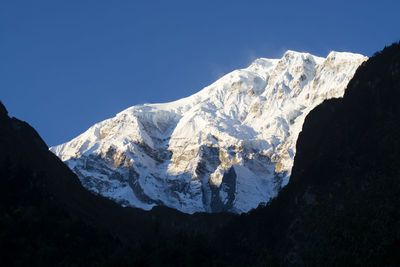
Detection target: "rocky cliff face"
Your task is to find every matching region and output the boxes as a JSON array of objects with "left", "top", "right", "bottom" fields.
[{"left": 51, "top": 50, "right": 367, "bottom": 213}]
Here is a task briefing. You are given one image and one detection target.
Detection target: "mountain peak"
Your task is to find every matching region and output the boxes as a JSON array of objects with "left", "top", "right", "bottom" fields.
[
  {"left": 283, "top": 49, "right": 311, "bottom": 57},
  {"left": 51, "top": 51, "right": 367, "bottom": 214}
]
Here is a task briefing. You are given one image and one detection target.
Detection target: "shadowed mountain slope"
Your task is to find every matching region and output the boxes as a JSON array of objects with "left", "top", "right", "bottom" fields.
[
  {"left": 214, "top": 42, "right": 400, "bottom": 266},
  {"left": 0, "top": 101, "right": 232, "bottom": 265}
]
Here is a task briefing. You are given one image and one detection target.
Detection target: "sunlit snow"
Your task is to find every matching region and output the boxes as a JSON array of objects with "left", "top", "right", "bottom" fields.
[{"left": 51, "top": 50, "right": 367, "bottom": 214}]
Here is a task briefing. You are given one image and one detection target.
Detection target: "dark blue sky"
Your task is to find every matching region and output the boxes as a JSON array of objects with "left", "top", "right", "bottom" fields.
[{"left": 1, "top": 0, "right": 399, "bottom": 146}]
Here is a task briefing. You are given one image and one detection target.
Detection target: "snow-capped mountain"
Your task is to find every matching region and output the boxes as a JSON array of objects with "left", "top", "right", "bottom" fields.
[{"left": 51, "top": 50, "right": 367, "bottom": 214}]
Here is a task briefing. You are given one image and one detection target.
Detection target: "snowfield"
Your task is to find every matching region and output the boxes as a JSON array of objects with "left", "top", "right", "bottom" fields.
[{"left": 51, "top": 50, "right": 367, "bottom": 213}]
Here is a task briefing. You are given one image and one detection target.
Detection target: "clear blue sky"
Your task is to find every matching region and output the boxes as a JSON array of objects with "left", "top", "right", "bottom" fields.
[{"left": 1, "top": 0, "right": 399, "bottom": 146}]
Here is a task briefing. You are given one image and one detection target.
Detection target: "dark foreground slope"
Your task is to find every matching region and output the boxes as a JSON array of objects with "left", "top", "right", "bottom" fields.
[
  {"left": 214, "top": 42, "right": 400, "bottom": 266},
  {"left": 275, "top": 42, "right": 400, "bottom": 265},
  {"left": 0, "top": 102, "right": 232, "bottom": 266},
  {"left": 1, "top": 42, "right": 400, "bottom": 266}
]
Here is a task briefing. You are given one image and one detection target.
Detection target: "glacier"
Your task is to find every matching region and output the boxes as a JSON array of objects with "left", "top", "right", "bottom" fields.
[{"left": 51, "top": 50, "right": 367, "bottom": 214}]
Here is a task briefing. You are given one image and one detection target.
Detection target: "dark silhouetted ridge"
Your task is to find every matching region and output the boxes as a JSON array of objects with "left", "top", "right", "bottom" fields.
[
  {"left": 0, "top": 101, "right": 232, "bottom": 266},
  {"left": 214, "top": 41, "right": 400, "bottom": 266}
]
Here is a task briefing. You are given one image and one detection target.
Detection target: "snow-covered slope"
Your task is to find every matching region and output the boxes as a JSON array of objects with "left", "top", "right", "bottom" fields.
[{"left": 51, "top": 51, "right": 367, "bottom": 214}]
